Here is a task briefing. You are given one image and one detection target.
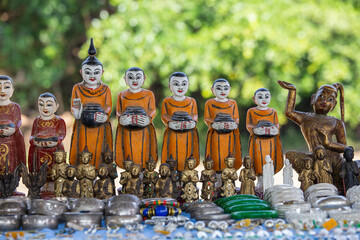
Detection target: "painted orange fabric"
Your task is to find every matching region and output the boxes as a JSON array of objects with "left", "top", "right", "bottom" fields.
[
  {"left": 69, "top": 83, "right": 113, "bottom": 169},
  {"left": 204, "top": 99, "right": 242, "bottom": 171},
  {"left": 161, "top": 97, "right": 199, "bottom": 171},
  {"left": 246, "top": 107, "right": 283, "bottom": 175},
  {"left": 115, "top": 89, "right": 157, "bottom": 169}
]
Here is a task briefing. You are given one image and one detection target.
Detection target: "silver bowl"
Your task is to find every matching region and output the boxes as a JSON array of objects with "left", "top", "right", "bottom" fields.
[
  {"left": 29, "top": 199, "right": 67, "bottom": 217},
  {"left": 0, "top": 198, "right": 27, "bottom": 215},
  {"left": 105, "top": 201, "right": 139, "bottom": 216},
  {"left": 107, "top": 195, "right": 141, "bottom": 206},
  {"left": 69, "top": 198, "right": 104, "bottom": 212},
  {"left": 63, "top": 212, "right": 103, "bottom": 228},
  {"left": 191, "top": 206, "right": 224, "bottom": 219},
  {"left": 0, "top": 215, "right": 21, "bottom": 231},
  {"left": 22, "top": 215, "right": 58, "bottom": 230},
  {"left": 105, "top": 214, "right": 142, "bottom": 227},
  {"left": 186, "top": 202, "right": 216, "bottom": 213}
]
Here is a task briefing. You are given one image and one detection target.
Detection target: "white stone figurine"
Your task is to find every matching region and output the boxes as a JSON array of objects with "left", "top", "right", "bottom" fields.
[
  {"left": 263, "top": 155, "right": 274, "bottom": 191},
  {"left": 283, "top": 158, "right": 293, "bottom": 186}
]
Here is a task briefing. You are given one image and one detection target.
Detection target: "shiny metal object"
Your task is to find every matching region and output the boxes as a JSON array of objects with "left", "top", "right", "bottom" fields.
[
  {"left": 63, "top": 212, "right": 103, "bottom": 228},
  {"left": 313, "top": 195, "right": 350, "bottom": 209},
  {"left": 105, "top": 201, "right": 139, "bottom": 216},
  {"left": 191, "top": 206, "right": 224, "bottom": 219},
  {"left": 0, "top": 198, "right": 27, "bottom": 215},
  {"left": 22, "top": 215, "right": 58, "bottom": 230},
  {"left": 69, "top": 198, "right": 104, "bottom": 212},
  {"left": 107, "top": 195, "right": 141, "bottom": 206},
  {"left": 186, "top": 201, "right": 216, "bottom": 213},
  {"left": 105, "top": 214, "right": 142, "bottom": 227},
  {"left": 0, "top": 215, "right": 21, "bottom": 231},
  {"left": 194, "top": 213, "right": 231, "bottom": 221},
  {"left": 29, "top": 199, "right": 67, "bottom": 217}
]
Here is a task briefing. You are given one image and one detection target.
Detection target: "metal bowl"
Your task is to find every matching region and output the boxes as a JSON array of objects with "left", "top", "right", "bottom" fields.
[
  {"left": 0, "top": 198, "right": 27, "bottom": 215},
  {"left": 186, "top": 201, "right": 216, "bottom": 213},
  {"left": 22, "top": 215, "right": 58, "bottom": 230},
  {"left": 0, "top": 215, "right": 21, "bottom": 231},
  {"left": 194, "top": 213, "right": 231, "bottom": 221},
  {"left": 191, "top": 206, "right": 224, "bottom": 219},
  {"left": 63, "top": 212, "right": 103, "bottom": 228},
  {"left": 29, "top": 199, "right": 67, "bottom": 217},
  {"left": 107, "top": 195, "right": 141, "bottom": 206},
  {"left": 69, "top": 198, "right": 105, "bottom": 212},
  {"left": 105, "top": 201, "right": 139, "bottom": 216},
  {"left": 105, "top": 214, "right": 142, "bottom": 227}
]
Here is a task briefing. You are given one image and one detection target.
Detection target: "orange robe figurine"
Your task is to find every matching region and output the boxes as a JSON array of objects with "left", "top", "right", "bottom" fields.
[
  {"left": 246, "top": 88, "right": 283, "bottom": 176},
  {"left": 114, "top": 67, "right": 157, "bottom": 169},
  {"left": 204, "top": 79, "right": 242, "bottom": 171},
  {"left": 69, "top": 39, "right": 113, "bottom": 169},
  {"left": 161, "top": 72, "right": 199, "bottom": 171}
]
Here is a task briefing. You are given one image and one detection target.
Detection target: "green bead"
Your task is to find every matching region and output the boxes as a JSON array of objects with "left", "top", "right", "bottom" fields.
[
  {"left": 224, "top": 202, "right": 271, "bottom": 213},
  {"left": 231, "top": 210, "right": 278, "bottom": 219}
]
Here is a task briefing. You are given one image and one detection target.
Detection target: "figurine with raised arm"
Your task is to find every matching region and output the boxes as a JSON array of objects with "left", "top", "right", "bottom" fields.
[
  {"left": 50, "top": 150, "right": 68, "bottom": 197},
  {"left": 200, "top": 156, "right": 217, "bottom": 201},
  {"left": 204, "top": 78, "right": 242, "bottom": 171},
  {"left": 278, "top": 80, "right": 346, "bottom": 190},
  {"left": 77, "top": 146, "right": 96, "bottom": 198},
  {"left": 283, "top": 159, "right": 293, "bottom": 186},
  {"left": 166, "top": 155, "right": 180, "bottom": 199},
  {"left": 298, "top": 157, "right": 315, "bottom": 192},
  {"left": 94, "top": 164, "right": 114, "bottom": 199},
  {"left": 221, "top": 155, "right": 238, "bottom": 197},
  {"left": 0, "top": 75, "right": 26, "bottom": 174},
  {"left": 101, "top": 145, "right": 117, "bottom": 193},
  {"left": 115, "top": 67, "right": 157, "bottom": 169},
  {"left": 143, "top": 157, "right": 159, "bottom": 198},
  {"left": 124, "top": 164, "right": 143, "bottom": 197},
  {"left": 246, "top": 88, "right": 283, "bottom": 188},
  {"left": 69, "top": 38, "right": 113, "bottom": 169},
  {"left": 263, "top": 155, "right": 274, "bottom": 192},
  {"left": 340, "top": 146, "right": 359, "bottom": 192},
  {"left": 161, "top": 72, "right": 200, "bottom": 172},
  {"left": 239, "top": 156, "right": 256, "bottom": 195},
  {"left": 181, "top": 156, "right": 199, "bottom": 202},
  {"left": 119, "top": 156, "right": 133, "bottom": 193},
  {"left": 155, "top": 163, "right": 173, "bottom": 198},
  {"left": 62, "top": 166, "right": 81, "bottom": 198},
  {"left": 313, "top": 145, "right": 333, "bottom": 184}
]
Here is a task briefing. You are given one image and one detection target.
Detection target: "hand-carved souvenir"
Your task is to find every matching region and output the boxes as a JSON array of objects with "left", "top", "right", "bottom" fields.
[
  {"left": 298, "top": 157, "right": 315, "bottom": 192},
  {"left": 239, "top": 156, "right": 256, "bottom": 195},
  {"left": 124, "top": 164, "right": 144, "bottom": 198},
  {"left": 181, "top": 156, "right": 199, "bottom": 202},
  {"left": 94, "top": 164, "right": 114, "bottom": 199},
  {"left": 0, "top": 160, "right": 20, "bottom": 198},
  {"left": 340, "top": 146, "right": 359, "bottom": 192},
  {"left": 200, "top": 156, "right": 217, "bottom": 201},
  {"left": 166, "top": 155, "right": 180, "bottom": 199},
  {"left": 20, "top": 162, "right": 48, "bottom": 199},
  {"left": 62, "top": 165, "right": 80, "bottom": 198},
  {"left": 143, "top": 157, "right": 159, "bottom": 198},
  {"left": 119, "top": 156, "right": 133, "bottom": 193},
  {"left": 204, "top": 79, "right": 242, "bottom": 171},
  {"left": 50, "top": 150, "right": 68, "bottom": 197},
  {"left": 101, "top": 145, "right": 117, "bottom": 193},
  {"left": 283, "top": 159, "right": 293, "bottom": 186},
  {"left": 262, "top": 155, "right": 274, "bottom": 192},
  {"left": 221, "top": 155, "right": 238, "bottom": 197},
  {"left": 69, "top": 39, "right": 113, "bottom": 169},
  {"left": 155, "top": 163, "right": 173, "bottom": 198},
  {"left": 313, "top": 145, "right": 333, "bottom": 184},
  {"left": 115, "top": 67, "right": 157, "bottom": 169},
  {"left": 76, "top": 146, "right": 96, "bottom": 198}
]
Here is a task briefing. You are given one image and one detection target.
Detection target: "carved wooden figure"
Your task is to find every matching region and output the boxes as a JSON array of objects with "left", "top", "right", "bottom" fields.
[
  {"left": 313, "top": 146, "right": 333, "bottom": 184},
  {"left": 76, "top": 146, "right": 96, "bottom": 198},
  {"left": 124, "top": 164, "right": 144, "bottom": 197},
  {"left": 20, "top": 162, "right": 48, "bottom": 199},
  {"left": 50, "top": 150, "right": 68, "bottom": 197},
  {"left": 200, "top": 156, "right": 217, "bottom": 201},
  {"left": 221, "top": 155, "right": 238, "bottom": 197},
  {"left": 143, "top": 157, "right": 159, "bottom": 198},
  {"left": 181, "top": 156, "right": 199, "bottom": 202},
  {"left": 166, "top": 154, "right": 180, "bottom": 199},
  {"left": 155, "top": 163, "right": 173, "bottom": 198},
  {"left": 298, "top": 157, "right": 315, "bottom": 192},
  {"left": 340, "top": 146, "right": 359, "bottom": 192},
  {"left": 94, "top": 164, "right": 114, "bottom": 199},
  {"left": 69, "top": 39, "right": 113, "bottom": 169},
  {"left": 62, "top": 165, "right": 80, "bottom": 198},
  {"left": 0, "top": 162, "right": 20, "bottom": 198},
  {"left": 239, "top": 156, "right": 256, "bottom": 195},
  {"left": 119, "top": 156, "right": 133, "bottom": 193},
  {"left": 101, "top": 145, "right": 117, "bottom": 193}
]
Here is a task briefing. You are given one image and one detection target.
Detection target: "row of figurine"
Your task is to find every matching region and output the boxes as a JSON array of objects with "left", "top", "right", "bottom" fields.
[{"left": 0, "top": 38, "right": 352, "bottom": 196}]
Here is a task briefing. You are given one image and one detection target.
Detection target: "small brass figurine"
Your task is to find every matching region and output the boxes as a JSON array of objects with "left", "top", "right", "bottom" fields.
[
  {"left": 239, "top": 156, "right": 256, "bottom": 195},
  {"left": 94, "top": 164, "right": 114, "bottom": 199},
  {"left": 200, "top": 156, "right": 217, "bottom": 201},
  {"left": 102, "top": 145, "right": 117, "bottom": 193},
  {"left": 155, "top": 163, "right": 173, "bottom": 198},
  {"left": 50, "top": 150, "right": 68, "bottom": 197},
  {"left": 124, "top": 164, "right": 143, "bottom": 197},
  {"left": 143, "top": 157, "right": 159, "bottom": 198},
  {"left": 298, "top": 157, "right": 315, "bottom": 192},
  {"left": 181, "top": 156, "right": 199, "bottom": 202},
  {"left": 77, "top": 146, "right": 96, "bottom": 198},
  {"left": 62, "top": 165, "right": 80, "bottom": 198},
  {"left": 340, "top": 146, "right": 359, "bottom": 192},
  {"left": 166, "top": 154, "right": 180, "bottom": 199},
  {"left": 313, "top": 146, "right": 333, "bottom": 184},
  {"left": 119, "top": 156, "right": 134, "bottom": 193},
  {"left": 20, "top": 161, "right": 48, "bottom": 199},
  {"left": 0, "top": 158, "right": 21, "bottom": 198},
  {"left": 221, "top": 155, "right": 238, "bottom": 197}
]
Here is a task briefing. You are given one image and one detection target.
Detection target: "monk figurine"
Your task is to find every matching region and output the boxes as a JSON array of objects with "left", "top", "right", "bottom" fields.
[
  {"left": 239, "top": 156, "right": 256, "bottom": 195},
  {"left": 200, "top": 156, "right": 217, "bottom": 201},
  {"left": 262, "top": 155, "right": 274, "bottom": 192},
  {"left": 278, "top": 81, "right": 346, "bottom": 191},
  {"left": 101, "top": 146, "right": 117, "bottom": 193},
  {"left": 204, "top": 79, "right": 242, "bottom": 171},
  {"left": 94, "top": 164, "right": 114, "bottom": 199},
  {"left": 298, "top": 157, "right": 315, "bottom": 192},
  {"left": 181, "top": 156, "right": 199, "bottom": 202},
  {"left": 115, "top": 67, "right": 157, "bottom": 169},
  {"left": 28, "top": 93, "right": 66, "bottom": 178},
  {"left": 155, "top": 163, "right": 173, "bottom": 198},
  {"left": 283, "top": 159, "right": 293, "bottom": 186},
  {"left": 62, "top": 165, "right": 81, "bottom": 198},
  {"left": 313, "top": 145, "right": 333, "bottom": 184},
  {"left": 124, "top": 164, "right": 144, "bottom": 198},
  {"left": 50, "top": 150, "right": 68, "bottom": 197},
  {"left": 161, "top": 72, "right": 200, "bottom": 172},
  {"left": 69, "top": 38, "right": 113, "bottom": 169},
  {"left": 246, "top": 88, "right": 283, "bottom": 189},
  {"left": 166, "top": 154, "right": 180, "bottom": 199},
  {"left": 221, "top": 155, "right": 238, "bottom": 197},
  {"left": 340, "top": 146, "right": 359, "bottom": 192},
  {"left": 0, "top": 75, "right": 26, "bottom": 174},
  {"left": 76, "top": 146, "right": 96, "bottom": 198},
  {"left": 119, "top": 156, "right": 134, "bottom": 193},
  {"left": 143, "top": 157, "right": 159, "bottom": 198}
]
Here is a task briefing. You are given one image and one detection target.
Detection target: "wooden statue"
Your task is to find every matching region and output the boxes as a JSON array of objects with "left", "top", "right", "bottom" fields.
[
  {"left": 119, "top": 156, "right": 133, "bottom": 193},
  {"left": 204, "top": 79, "right": 242, "bottom": 171},
  {"left": 124, "top": 164, "right": 143, "bottom": 197},
  {"left": 221, "top": 155, "right": 238, "bottom": 197},
  {"left": 246, "top": 88, "right": 283, "bottom": 184},
  {"left": 114, "top": 67, "right": 157, "bottom": 169},
  {"left": 20, "top": 161, "right": 48, "bottom": 199},
  {"left": 101, "top": 145, "right": 117, "bottom": 193},
  {"left": 69, "top": 38, "right": 113, "bottom": 169},
  {"left": 50, "top": 150, "right": 68, "bottom": 197},
  {"left": 278, "top": 80, "right": 346, "bottom": 191},
  {"left": 340, "top": 146, "right": 359, "bottom": 192},
  {"left": 77, "top": 146, "right": 96, "bottom": 198},
  {"left": 298, "top": 157, "right": 315, "bottom": 192},
  {"left": 161, "top": 72, "right": 200, "bottom": 171},
  {"left": 200, "top": 156, "right": 217, "bottom": 201},
  {"left": 239, "top": 156, "right": 256, "bottom": 195},
  {"left": 313, "top": 145, "right": 333, "bottom": 184},
  {"left": 0, "top": 75, "right": 26, "bottom": 174},
  {"left": 166, "top": 154, "right": 180, "bottom": 199},
  {"left": 155, "top": 163, "right": 173, "bottom": 198},
  {"left": 143, "top": 157, "right": 159, "bottom": 198},
  {"left": 283, "top": 159, "right": 293, "bottom": 186},
  {"left": 62, "top": 165, "right": 80, "bottom": 198},
  {"left": 28, "top": 93, "right": 66, "bottom": 177},
  {"left": 181, "top": 156, "right": 199, "bottom": 202},
  {"left": 94, "top": 164, "right": 114, "bottom": 199}
]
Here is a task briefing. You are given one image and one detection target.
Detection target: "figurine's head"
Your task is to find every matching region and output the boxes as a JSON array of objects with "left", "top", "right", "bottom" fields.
[
  {"left": 80, "top": 146, "right": 92, "bottom": 164},
  {"left": 131, "top": 164, "right": 141, "bottom": 177},
  {"left": 211, "top": 78, "right": 230, "bottom": 101},
  {"left": 304, "top": 157, "right": 313, "bottom": 170},
  {"left": 124, "top": 67, "right": 145, "bottom": 91},
  {"left": 169, "top": 72, "right": 189, "bottom": 98},
  {"left": 166, "top": 154, "right": 177, "bottom": 171},
  {"left": 38, "top": 92, "right": 59, "bottom": 120},
  {"left": 123, "top": 156, "right": 134, "bottom": 171},
  {"left": 285, "top": 158, "right": 291, "bottom": 167},
  {"left": 204, "top": 156, "right": 214, "bottom": 170},
  {"left": 186, "top": 156, "right": 197, "bottom": 170},
  {"left": 98, "top": 164, "right": 109, "bottom": 178},
  {"left": 225, "top": 154, "right": 236, "bottom": 168},
  {"left": 80, "top": 39, "right": 104, "bottom": 88},
  {"left": 159, "top": 163, "right": 171, "bottom": 177},
  {"left": 253, "top": 88, "right": 271, "bottom": 109},
  {"left": 344, "top": 146, "right": 354, "bottom": 162},
  {"left": 101, "top": 145, "right": 113, "bottom": 164},
  {"left": 66, "top": 165, "right": 77, "bottom": 178},
  {"left": 265, "top": 155, "right": 272, "bottom": 164},
  {"left": 146, "top": 157, "right": 156, "bottom": 172},
  {"left": 53, "top": 150, "right": 66, "bottom": 164},
  {"left": 0, "top": 75, "right": 14, "bottom": 102},
  {"left": 244, "top": 156, "right": 252, "bottom": 169},
  {"left": 314, "top": 145, "right": 325, "bottom": 160}
]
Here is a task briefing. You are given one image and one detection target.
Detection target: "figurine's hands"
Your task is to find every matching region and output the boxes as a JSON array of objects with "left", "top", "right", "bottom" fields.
[
  {"left": 253, "top": 127, "right": 266, "bottom": 135},
  {"left": 0, "top": 127, "right": 15, "bottom": 137},
  {"left": 119, "top": 114, "right": 132, "bottom": 126},
  {"left": 94, "top": 112, "right": 108, "bottom": 123},
  {"left": 212, "top": 122, "right": 237, "bottom": 131},
  {"left": 269, "top": 126, "right": 279, "bottom": 135},
  {"left": 136, "top": 115, "right": 150, "bottom": 127},
  {"left": 254, "top": 126, "right": 278, "bottom": 136},
  {"left": 34, "top": 141, "right": 57, "bottom": 148},
  {"left": 169, "top": 120, "right": 196, "bottom": 130},
  {"left": 72, "top": 98, "right": 83, "bottom": 120},
  {"left": 278, "top": 81, "right": 296, "bottom": 90}
]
